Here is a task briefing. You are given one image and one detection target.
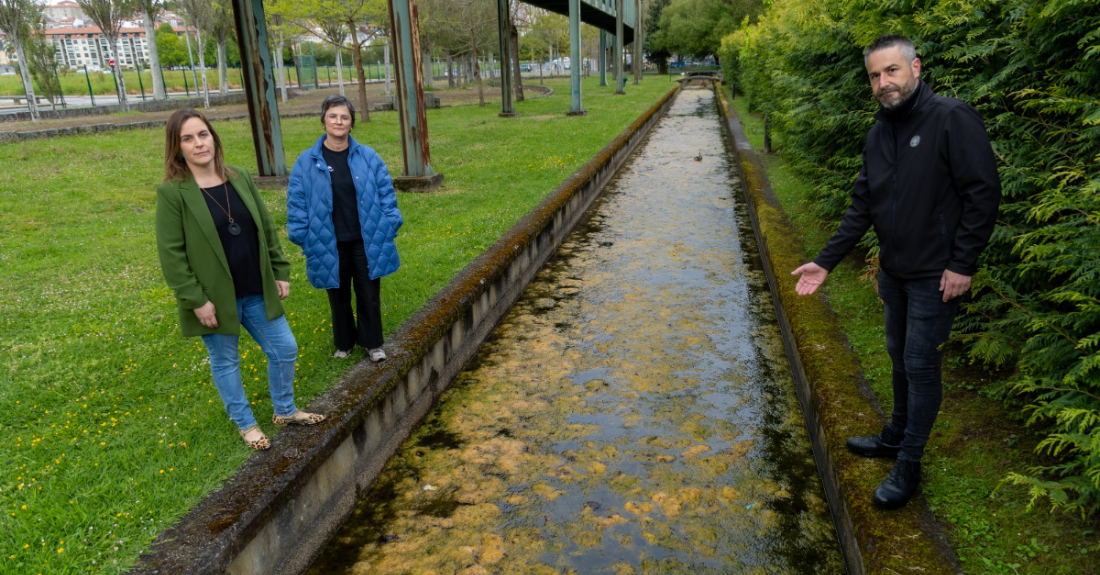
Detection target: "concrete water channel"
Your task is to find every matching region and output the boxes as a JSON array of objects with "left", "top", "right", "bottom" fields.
[{"left": 306, "top": 88, "right": 844, "bottom": 574}]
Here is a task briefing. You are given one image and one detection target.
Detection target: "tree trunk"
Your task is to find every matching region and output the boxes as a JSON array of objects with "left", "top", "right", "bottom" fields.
[
  {"left": 349, "top": 25, "right": 370, "bottom": 122},
  {"left": 473, "top": 43, "right": 484, "bottom": 106},
  {"left": 336, "top": 48, "right": 345, "bottom": 96},
  {"left": 142, "top": 8, "right": 165, "bottom": 100},
  {"left": 276, "top": 31, "right": 287, "bottom": 103},
  {"left": 384, "top": 43, "right": 391, "bottom": 94},
  {"left": 184, "top": 28, "right": 199, "bottom": 98},
  {"left": 510, "top": 27, "right": 523, "bottom": 101},
  {"left": 13, "top": 39, "right": 39, "bottom": 121},
  {"left": 217, "top": 38, "right": 228, "bottom": 95},
  {"left": 194, "top": 28, "right": 210, "bottom": 108},
  {"left": 446, "top": 51, "right": 454, "bottom": 88},
  {"left": 421, "top": 42, "right": 433, "bottom": 89},
  {"left": 105, "top": 34, "right": 131, "bottom": 111}
]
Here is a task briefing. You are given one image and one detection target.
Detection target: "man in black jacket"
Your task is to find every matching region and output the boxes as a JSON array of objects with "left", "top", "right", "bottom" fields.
[{"left": 791, "top": 34, "right": 1001, "bottom": 510}]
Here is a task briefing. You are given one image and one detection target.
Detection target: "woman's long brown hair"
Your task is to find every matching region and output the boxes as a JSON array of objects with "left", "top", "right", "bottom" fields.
[{"left": 162, "top": 108, "right": 236, "bottom": 183}]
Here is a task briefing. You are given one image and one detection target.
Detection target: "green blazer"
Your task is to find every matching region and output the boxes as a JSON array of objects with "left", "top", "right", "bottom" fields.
[{"left": 155, "top": 165, "right": 291, "bottom": 337}]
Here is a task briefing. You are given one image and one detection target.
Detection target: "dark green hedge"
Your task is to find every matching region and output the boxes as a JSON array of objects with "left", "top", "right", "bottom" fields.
[{"left": 720, "top": 0, "right": 1100, "bottom": 516}]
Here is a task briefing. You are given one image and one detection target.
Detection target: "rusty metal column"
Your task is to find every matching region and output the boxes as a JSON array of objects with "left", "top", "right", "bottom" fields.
[
  {"left": 496, "top": 0, "right": 516, "bottom": 117},
  {"left": 614, "top": 0, "right": 625, "bottom": 94},
  {"left": 566, "top": 0, "right": 586, "bottom": 115},
  {"left": 231, "top": 0, "right": 287, "bottom": 178},
  {"left": 633, "top": 0, "right": 641, "bottom": 84},
  {"left": 599, "top": 31, "right": 608, "bottom": 87},
  {"left": 388, "top": 0, "right": 444, "bottom": 191}
]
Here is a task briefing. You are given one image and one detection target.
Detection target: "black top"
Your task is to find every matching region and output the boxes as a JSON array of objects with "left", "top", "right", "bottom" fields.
[
  {"left": 200, "top": 182, "right": 264, "bottom": 297},
  {"left": 813, "top": 81, "right": 1001, "bottom": 279},
  {"left": 322, "top": 145, "right": 363, "bottom": 242}
]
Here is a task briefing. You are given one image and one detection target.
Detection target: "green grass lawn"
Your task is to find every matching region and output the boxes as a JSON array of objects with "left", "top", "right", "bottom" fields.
[
  {"left": 730, "top": 93, "right": 1100, "bottom": 574},
  {"left": 0, "top": 76, "right": 672, "bottom": 574}
]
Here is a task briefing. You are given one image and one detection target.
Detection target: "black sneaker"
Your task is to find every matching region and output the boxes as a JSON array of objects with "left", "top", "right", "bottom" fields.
[
  {"left": 873, "top": 458, "right": 922, "bottom": 510},
  {"left": 846, "top": 432, "right": 901, "bottom": 458}
]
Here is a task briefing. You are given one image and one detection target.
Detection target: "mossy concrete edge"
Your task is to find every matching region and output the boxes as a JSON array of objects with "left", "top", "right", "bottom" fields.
[
  {"left": 714, "top": 86, "right": 962, "bottom": 574},
  {"left": 130, "top": 85, "right": 681, "bottom": 575}
]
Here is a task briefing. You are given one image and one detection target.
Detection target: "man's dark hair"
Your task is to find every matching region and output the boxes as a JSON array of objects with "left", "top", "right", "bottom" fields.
[
  {"left": 863, "top": 34, "right": 917, "bottom": 64},
  {"left": 321, "top": 94, "right": 357, "bottom": 129}
]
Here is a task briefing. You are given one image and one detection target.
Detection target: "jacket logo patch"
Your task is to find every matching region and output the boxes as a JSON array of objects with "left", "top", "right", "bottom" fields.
[{"left": 910, "top": 135, "right": 921, "bottom": 148}]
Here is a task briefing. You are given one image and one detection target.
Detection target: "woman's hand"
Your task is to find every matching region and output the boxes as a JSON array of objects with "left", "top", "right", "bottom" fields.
[
  {"left": 276, "top": 280, "right": 290, "bottom": 300},
  {"left": 194, "top": 301, "right": 218, "bottom": 328}
]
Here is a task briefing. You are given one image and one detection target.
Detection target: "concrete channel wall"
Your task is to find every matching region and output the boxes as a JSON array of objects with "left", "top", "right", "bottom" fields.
[
  {"left": 131, "top": 85, "right": 681, "bottom": 575},
  {"left": 715, "top": 86, "right": 962, "bottom": 574}
]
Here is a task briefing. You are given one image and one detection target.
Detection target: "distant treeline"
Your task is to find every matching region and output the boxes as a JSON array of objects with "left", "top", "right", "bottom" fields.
[{"left": 720, "top": 0, "right": 1100, "bottom": 516}]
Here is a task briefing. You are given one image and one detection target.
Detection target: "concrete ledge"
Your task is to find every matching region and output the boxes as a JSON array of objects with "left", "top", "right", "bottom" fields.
[
  {"left": 714, "top": 86, "right": 961, "bottom": 574},
  {"left": 0, "top": 91, "right": 256, "bottom": 124},
  {"left": 131, "top": 84, "right": 681, "bottom": 575},
  {"left": 0, "top": 112, "right": 317, "bottom": 145}
]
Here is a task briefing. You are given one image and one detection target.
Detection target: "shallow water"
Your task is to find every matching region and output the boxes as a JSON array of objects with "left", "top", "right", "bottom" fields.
[{"left": 306, "top": 88, "right": 844, "bottom": 575}]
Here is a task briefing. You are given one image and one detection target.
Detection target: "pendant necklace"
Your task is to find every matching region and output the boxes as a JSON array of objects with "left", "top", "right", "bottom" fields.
[{"left": 201, "top": 182, "right": 241, "bottom": 236}]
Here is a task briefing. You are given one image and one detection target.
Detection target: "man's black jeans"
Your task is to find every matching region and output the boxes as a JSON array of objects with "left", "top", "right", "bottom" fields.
[
  {"left": 878, "top": 271, "right": 961, "bottom": 463},
  {"left": 327, "top": 240, "right": 384, "bottom": 352}
]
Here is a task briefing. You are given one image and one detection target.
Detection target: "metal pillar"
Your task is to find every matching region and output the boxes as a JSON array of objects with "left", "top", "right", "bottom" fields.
[
  {"left": 388, "top": 0, "right": 444, "bottom": 191},
  {"left": 567, "top": 0, "right": 586, "bottom": 115},
  {"left": 599, "top": 31, "right": 607, "bottom": 87},
  {"left": 633, "top": 0, "right": 641, "bottom": 84},
  {"left": 230, "top": 0, "right": 287, "bottom": 177},
  {"left": 614, "top": 0, "right": 625, "bottom": 94},
  {"left": 496, "top": 0, "right": 516, "bottom": 116}
]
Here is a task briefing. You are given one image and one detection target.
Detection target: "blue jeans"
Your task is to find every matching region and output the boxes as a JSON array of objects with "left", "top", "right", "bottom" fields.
[
  {"left": 200, "top": 294, "right": 299, "bottom": 431},
  {"left": 878, "top": 271, "right": 961, "bottom": 463}
]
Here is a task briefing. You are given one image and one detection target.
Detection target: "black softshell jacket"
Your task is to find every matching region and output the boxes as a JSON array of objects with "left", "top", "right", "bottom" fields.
[{"left": 814, "top": 81, "right": 1001, "bottom": 279}]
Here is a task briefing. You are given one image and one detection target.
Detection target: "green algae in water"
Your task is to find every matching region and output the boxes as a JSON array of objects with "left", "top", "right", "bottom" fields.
[{"left": 307, "top": 89, "right": 843, "bottom": 575}]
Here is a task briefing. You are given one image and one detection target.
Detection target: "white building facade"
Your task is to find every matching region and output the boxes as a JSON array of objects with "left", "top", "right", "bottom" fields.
[{"left": 42, "top": 25, "right": 191, "bottom": 70}]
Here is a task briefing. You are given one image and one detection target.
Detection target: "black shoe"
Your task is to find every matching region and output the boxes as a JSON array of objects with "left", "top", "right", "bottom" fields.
[
  {"left": 873, "top": 459, "right": 922, "bottom": 510},
  {"left": 846, "top": 433, "right": 901, "bottom": 458}
]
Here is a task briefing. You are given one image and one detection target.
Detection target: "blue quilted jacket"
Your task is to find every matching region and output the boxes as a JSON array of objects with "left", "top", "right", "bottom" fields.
[{"left": 287, "top": 135, "right": 403, "bottom": 288}]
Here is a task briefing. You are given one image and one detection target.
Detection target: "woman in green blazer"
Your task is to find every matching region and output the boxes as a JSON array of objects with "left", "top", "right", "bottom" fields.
[{"left": 155, "top": 109, "right": 324, "bottom": 450}]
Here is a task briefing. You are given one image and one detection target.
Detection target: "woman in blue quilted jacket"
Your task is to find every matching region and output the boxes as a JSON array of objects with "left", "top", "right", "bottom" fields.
[{"left": 287, "top": 95, "right": 403, "bottom": 362}]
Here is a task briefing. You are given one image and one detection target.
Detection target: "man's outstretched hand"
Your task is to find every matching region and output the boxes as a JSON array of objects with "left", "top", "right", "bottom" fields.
[{"left": 792, "top": 262, "right": 828, "bottom": 296}]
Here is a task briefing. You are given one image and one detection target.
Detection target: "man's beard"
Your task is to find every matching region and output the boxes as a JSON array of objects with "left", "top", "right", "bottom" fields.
[{"left": 878, "top": 80, "right": 916, "bottom": 110}]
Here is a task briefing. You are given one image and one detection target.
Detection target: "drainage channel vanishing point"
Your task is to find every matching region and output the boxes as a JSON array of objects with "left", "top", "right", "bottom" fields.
[{"left": 304, "top": 87, "right": 844, "bottom": 574}]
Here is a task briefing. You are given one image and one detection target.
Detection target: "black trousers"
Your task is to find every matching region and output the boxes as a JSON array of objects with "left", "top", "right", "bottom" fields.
[{"left": 326, "top": 240, "right": 384, "bottom": 351}]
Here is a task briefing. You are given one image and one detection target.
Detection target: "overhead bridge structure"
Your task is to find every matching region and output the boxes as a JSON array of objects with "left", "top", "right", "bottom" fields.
[
  {"left": 228, "top": 0, "right": 640, "bottom": 191},
  {"left": 496, "top": 0, "right": 638, "bottom": 118}
]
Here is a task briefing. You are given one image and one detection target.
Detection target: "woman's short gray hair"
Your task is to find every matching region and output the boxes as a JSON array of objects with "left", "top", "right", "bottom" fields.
[{"left": 321, "top": 94, "right": 357, "bottom": 129}]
